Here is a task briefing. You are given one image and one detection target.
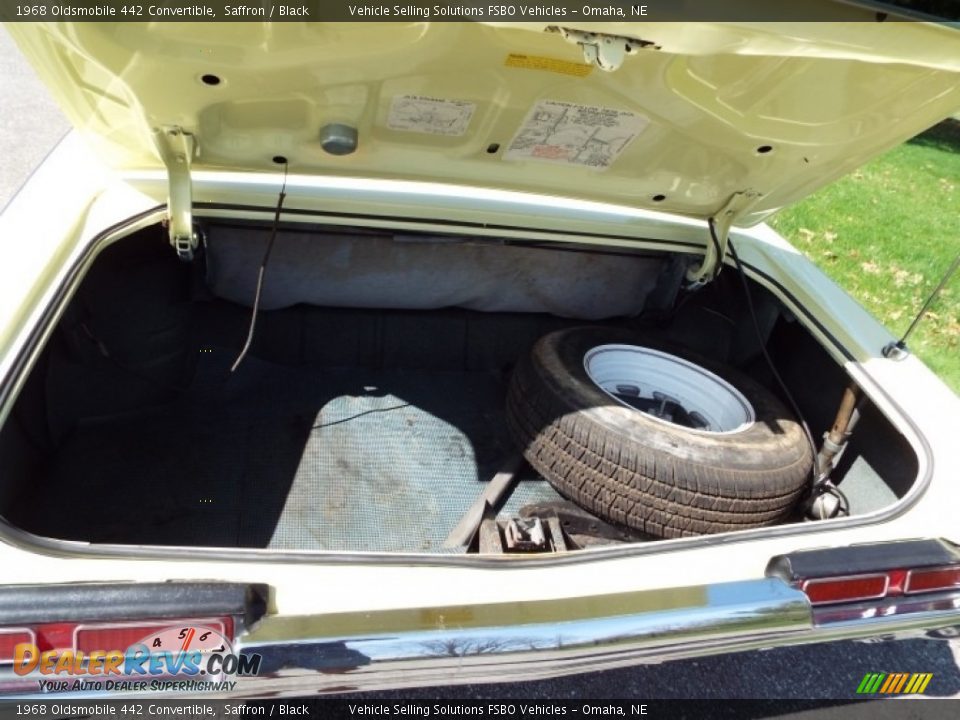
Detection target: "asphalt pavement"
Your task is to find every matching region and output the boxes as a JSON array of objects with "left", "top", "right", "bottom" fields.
[
  {"left": 1, "top": 23, "right": 958, "bottom": 709},
  {"left": 0, "top": 26, "right": 70, "bottom": 209}
]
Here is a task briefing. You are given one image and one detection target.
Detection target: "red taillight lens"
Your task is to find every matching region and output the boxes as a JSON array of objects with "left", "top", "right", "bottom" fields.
[
  {"left": 0, "top": 630, "right": 35, "bottom": 663},
  {"left": 75, "top": 624, "right": 182, "bottom": 654},
  {"left": 801, "top": 574, "right": 888, "bottom": 605},
  {"left": 906, "top": 566, "right": 960, "bottom": 594},
  {"left": 74, "top": 618, "right": 231, "bottom": 654},
  {"left": 0, "top": 617, "right": 235, "bottom": 665},
  {"left": 799, "top": 565, "right": 960, "bottom": 606}
]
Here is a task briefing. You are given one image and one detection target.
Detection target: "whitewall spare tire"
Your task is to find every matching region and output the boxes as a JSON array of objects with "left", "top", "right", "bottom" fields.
[{"left": 505, "top": 327, "right": 813, "bottom": 538}]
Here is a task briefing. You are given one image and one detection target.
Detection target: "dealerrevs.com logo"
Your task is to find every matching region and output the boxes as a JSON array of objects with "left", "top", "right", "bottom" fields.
[{"left": 13, "top": 623, "right": 261, "bottom": 693}]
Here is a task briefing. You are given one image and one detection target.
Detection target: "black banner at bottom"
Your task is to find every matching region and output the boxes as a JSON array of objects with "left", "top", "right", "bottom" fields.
[{"left": 0, "top": 699, "right": 957, "bottom": 720}]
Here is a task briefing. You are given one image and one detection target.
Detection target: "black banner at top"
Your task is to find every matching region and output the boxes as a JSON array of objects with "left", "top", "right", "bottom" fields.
[{"left": 1, "top": 0, "right": 959, "bottom": 23}]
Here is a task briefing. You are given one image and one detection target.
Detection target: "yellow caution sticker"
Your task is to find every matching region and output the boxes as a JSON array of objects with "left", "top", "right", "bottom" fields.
[{"left": 505, "top": 53, "right": 593, "bottom": 78}]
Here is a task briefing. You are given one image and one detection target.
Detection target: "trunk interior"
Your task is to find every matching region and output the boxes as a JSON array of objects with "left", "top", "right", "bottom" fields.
[{"left": 0, "top": 221, "right": 919, "bottom": 554}]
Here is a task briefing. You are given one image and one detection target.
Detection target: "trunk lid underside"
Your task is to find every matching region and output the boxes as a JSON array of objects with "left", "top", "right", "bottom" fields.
[{"left": 6, "top": 21, "right": 960, "bottom": 226}]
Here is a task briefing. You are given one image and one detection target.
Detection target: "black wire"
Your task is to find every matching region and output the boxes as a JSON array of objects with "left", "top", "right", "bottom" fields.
[
  {"left": 311, "top": 404, "right": 411, "bottom": 430},
  {"left": 229, "top": 163, "right": 289, "bottom": 373},
  {"left": 719, "top": 221, "right": 848, "bottom": 516}
]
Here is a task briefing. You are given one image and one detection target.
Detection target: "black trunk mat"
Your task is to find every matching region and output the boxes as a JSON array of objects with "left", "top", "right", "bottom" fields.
[{"left": 14, "top": 349, "right": 563, "bottom": 552}]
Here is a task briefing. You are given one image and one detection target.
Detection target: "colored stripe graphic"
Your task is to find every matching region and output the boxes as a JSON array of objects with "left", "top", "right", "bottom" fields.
[
  {"left": 880, "top": 674, "right": 897, "bottom": 693},
  {"left": 904, "top": 674, "right": 921, "bottom": 694},
  {"left": 857, "top": 672, "right": 932, "bottom": 694}
]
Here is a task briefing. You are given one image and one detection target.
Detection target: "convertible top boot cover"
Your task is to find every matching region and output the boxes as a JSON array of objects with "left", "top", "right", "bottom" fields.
[{"left": 205, "top": 227, "right": 664, "bottom": 320}]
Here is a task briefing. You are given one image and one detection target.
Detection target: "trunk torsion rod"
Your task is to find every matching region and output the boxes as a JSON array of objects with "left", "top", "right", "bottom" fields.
[{"left": 883, "top": 251, "right": 960, "bottom": 360}]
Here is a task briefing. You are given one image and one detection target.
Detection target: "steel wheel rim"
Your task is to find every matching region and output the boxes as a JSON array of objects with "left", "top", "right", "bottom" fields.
[{"left": 583, "top": 344, "right": 755, "bottom": 434}]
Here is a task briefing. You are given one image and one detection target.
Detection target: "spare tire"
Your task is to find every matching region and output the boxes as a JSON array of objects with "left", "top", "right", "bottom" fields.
[{"left": 505, "top": 327, "right": 812, "bottom": 538}]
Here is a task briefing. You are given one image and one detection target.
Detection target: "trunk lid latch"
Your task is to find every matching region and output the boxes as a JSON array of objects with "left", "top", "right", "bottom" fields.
[
  {"left": 555, "top": 27, "right": 658, "bottom": 72},
  {"left": 154, "top": 126, "right": 200, "bottom": 262}
]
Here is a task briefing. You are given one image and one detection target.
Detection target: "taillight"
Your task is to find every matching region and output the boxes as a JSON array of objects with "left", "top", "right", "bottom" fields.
[
  {"left": 801, "top": 574, "right": 888, "bottom": 605},
  {"left": 905, "top": 566, "right": 960, "bottom": 594},
  {"left": 0, "top": 617, "right": 235, "bottom": 665},
  {"left": 0, "top": 580, "right": 265, "bottom": 695},
  {"left": 77, "top": 623, "right": 194, "bottom": 654},
  {"left": 768, "top": 540, "right": 960, "bottom": 620},
  {"left": 799, "top": 566, "right": 960, "bottom": 606},
  {"left": 0, "top": 629, "right": 35, "bottom": 663},
  {"left": 75, "top": 617, "right": 231, "bottom": 653}
]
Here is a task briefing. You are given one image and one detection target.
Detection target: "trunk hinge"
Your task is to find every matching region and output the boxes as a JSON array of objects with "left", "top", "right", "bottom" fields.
[
  {"left": 555, "top": 27, "right": 658, "bottom": 72},
  {"left": 154, "top": 126, "right": 200, "bottom": 262},
  {"left": 685, "top": 190, "right": 762, "bottom": 288}
]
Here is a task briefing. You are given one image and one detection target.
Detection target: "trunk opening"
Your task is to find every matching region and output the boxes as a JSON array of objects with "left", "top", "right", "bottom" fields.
[{"left": 0, "top": 220, "right": 919, "bottom": 555}]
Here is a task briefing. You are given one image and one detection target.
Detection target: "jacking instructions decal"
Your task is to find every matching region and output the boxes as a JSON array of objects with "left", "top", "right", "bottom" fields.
[
  {"left": 387, "top": 95, "right": 476, "bottom": 136},
  {"left": 505, "top": 99, "right": 648, "bottom": 169}
]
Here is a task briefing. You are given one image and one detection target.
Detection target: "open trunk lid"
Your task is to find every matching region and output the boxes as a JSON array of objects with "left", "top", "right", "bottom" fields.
[{"left": 5, "top": 19, "right": 960, "bottom": 229}]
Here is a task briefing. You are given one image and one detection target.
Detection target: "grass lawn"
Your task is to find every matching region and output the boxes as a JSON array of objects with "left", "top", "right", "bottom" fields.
[{"left": 769, "top": 120, "right": 960, "bottom": 393}]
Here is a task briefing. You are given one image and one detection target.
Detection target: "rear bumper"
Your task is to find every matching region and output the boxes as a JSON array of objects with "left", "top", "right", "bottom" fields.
[
  {"left": 231, "top": 577, "right": 960, "bottom": 696},
  {"left": 234, "top": 577, "right": 811, "bottom": 695},
  {"left": 2, "top": 569, "right": 960, "bottom": 698}
]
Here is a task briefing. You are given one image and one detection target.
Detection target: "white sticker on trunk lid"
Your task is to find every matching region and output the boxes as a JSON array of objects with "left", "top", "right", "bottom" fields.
[
  {"left": 505, "top": 100, "right": 648, "bottom": 169},
  {"left": 387, "top": 95, "right": 476, "bottom": 136}
]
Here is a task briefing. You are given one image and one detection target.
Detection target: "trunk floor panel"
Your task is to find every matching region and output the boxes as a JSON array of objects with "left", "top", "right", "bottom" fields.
[{"left": 15, "top": 349, "right": 565, "bottom": 553}]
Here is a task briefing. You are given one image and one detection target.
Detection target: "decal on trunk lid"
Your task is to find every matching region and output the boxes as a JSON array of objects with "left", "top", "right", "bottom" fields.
[
  {"left": 387, "top": 95, "right": 477, "bottom": 136},
  {"left": 504, "top": 100, "right": 647, "bottom": 169}
]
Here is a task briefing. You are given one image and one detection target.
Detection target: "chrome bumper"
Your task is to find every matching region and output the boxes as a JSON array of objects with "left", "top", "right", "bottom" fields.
[
  {"left": 4, "top": 576, "right": 960, "bottom": 699},
  {"left": 232, "top": 577, "right": 960, "bottom": 696}
]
